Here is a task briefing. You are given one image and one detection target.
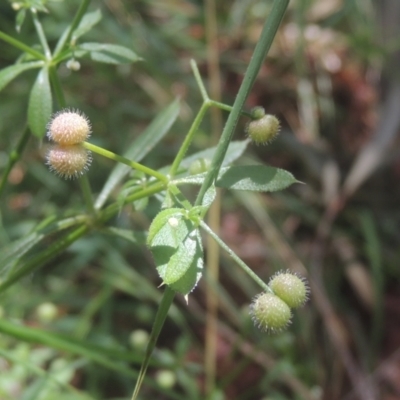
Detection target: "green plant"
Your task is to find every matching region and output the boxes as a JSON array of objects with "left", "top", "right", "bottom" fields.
[{"left": 0, "top": 0, "right": 309, "bottom": 398}]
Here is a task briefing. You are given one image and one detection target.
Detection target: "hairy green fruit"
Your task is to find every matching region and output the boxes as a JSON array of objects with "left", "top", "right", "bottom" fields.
[
  {"left": 246, "top": 114, "right": 280, "bottom": 145},
  {"left": 47, "top": 109, "right": 91, "bottom": 145},
  {"left": 269, "top": 272, "right": 309, "bottom": 309},
  {"left": 46, "top": 145, "right": 92, "bottom": 179},
  {"left": 250, "top": 106, "right": 265, "bottom": 120},
  {"left": 250, "top": 292, "right": 292, "bottom": 333}
]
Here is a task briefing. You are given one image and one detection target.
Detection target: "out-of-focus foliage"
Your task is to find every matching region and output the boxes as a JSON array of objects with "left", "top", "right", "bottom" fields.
[{"left": 1, "top": 0, "right": 400, "bottom": 399}]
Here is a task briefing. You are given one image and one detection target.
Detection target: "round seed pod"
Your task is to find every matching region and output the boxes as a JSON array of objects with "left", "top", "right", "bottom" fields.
[
  {"left": 269, "top": 272, "right": 309, "bottom": 309},
  {"left": 47, "top": 109, "right": 91, "bottom": 145},
  {"left": 46, "top": 145, "right": 92, "bottom": 179},
  {"left": 250, "top": 106, "right": 265, "bottom": 120},
  {"left": 250, "top": 292, "right": 292, "bottom": 333},
  {"left": 246, "top": 114, "right": 280, "bottom": 145}
]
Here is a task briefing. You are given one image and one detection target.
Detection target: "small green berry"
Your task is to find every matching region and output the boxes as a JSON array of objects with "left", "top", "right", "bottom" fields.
[
  {"left": 246, "top": 114, "right": 280, "bottom": 145},
  {"left": 155, "top": 370, "right": 176, "bottom": 389},
  {"left": 250, "top": 292, "right": 292, "bottom": 333},
  {"left": 250, "top": 106, "right": 265, "bottom": 120},
  {"left": 36, "top": 302, "right": 58, "bottom": 323},
  {"left": 129, "top": 329, "right": 149, "bottom": 350},
  {"left": 47, "top": 109, "right": 91, "bottom": 145},
  {"left": 269, "top": 272, "right": 309, "bottom": 309},
  {"left": 46, "top": 144, "right": 92, "bottom": 179}
]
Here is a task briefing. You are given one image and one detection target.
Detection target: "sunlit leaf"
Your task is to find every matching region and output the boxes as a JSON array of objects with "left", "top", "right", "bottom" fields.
[{"left": 216, "top": 165, "right": 299, "bottom": 192}]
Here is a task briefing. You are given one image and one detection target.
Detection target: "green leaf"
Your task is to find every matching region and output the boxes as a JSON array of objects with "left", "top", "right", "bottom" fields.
[
  {"left": 72, "top": 9, "right": 102, "bottom": 40},
  {"left": 28, "top": 67, "right": 52, "bottom": 138},
  {"left": 216, "top": 165, "right": 298, "bottom": 192},
  {"left": 163, "top": 229, "right": 203, "bottom": 294},
  {"left": 147, "top": 210, "right": 203, "bottom": 295},
  {"left": 0, "top": 61, "right": 43, "bottom": 93},
  {"left": 180, "top": 139, "right": 250, "bottom": 170},
  {"left": 79, "top": 42, "right": 142, "bottom": 64},
  {"left": 95, "top": 98, "right": 180, "bottom": 209},
  {"left": 147, "top": 208, "right": 186, "bottom": 246},
  {"left": 101, "top": 227, "right": 147, "bottom": 245},
  {"left": 15, "top": 8, "right": 26, "bottom": 32}
]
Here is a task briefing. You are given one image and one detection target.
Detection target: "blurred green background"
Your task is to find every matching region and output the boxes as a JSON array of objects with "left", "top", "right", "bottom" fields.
[{"left": 1, "top": 0, "right": 400, "bottom": 399}]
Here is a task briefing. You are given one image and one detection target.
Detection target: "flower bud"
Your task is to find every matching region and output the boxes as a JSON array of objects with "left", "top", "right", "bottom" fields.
[
  {"left": 66, "top": 59, "right": 81, "bottom": 71},
  {"left": 246, "top": 114, "right": 280, "bottom": 145},
  {"left": 46, "top": 145, "right": 92, "bottom": 179},
  {"left": 47, "top": 109, "right": 91, "bottom": 145},
  {"left": 250, "top": 292, "right": 291, "bottom": 333},
  {"left": 269, "top": 272, "right": 309, "bottom": 309}
]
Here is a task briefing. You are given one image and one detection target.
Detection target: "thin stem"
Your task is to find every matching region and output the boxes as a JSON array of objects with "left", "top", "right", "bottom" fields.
[
  {"left": 0, "top": 126, "right": 30, "bottom": 199},
  {"left": 190, "top": 59, "right": 209, "bottom": 101},
  {"left": 53, "top": 0, "right": 92, "bottom": 57},
  {"left": 30, "top": 9, "right": 51, "bottom": 59},
  {"left": 82, "top": 142, "right": 169, "bottom": 184},
  {"left": 79, "top": 176, "right": 95, "bottom": 216},
  {"left": 194, "top": 0, "right": 290, "bottom": 206},
  {"left": 200, "top": 221, "right": 272, "bottom": 293},
  {"left": 131, "top": 286, "right": 176, "bottom": 400},
  {"left": 0, "top": 31, "right": 46, "bottom": 60},
  {"left": 169, "top": 102, "right": 209, "bottom": 177},
  {"left": 49, "top": 67, "right": 66, "bottom": 108},
  {"left": 0, "top": 224, "right": 89, "bottom": 294},
  {"left": 98, "top": 181, "right": 166, "bottom": 223},
  {"left": 208, "top": 100, "right": 253, "bottom": 118},
  {"left": 0, "top": 181, "right": 167, "bottom": 296}
]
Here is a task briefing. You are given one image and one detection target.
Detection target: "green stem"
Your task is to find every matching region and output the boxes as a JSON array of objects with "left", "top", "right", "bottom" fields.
[
  {"left": 131, "top": 286, "right": 176, "bottom": 400},
  {"left": 209, "top": 100, "right": 253, "bottom": 118},
  {"left": 49, "top": 66, "right": 66, "bottom": 108},
  {"left": 99, "top": 181, "right": 166, "bottom": 222},
  {"left": 0, "top": 126, "right": 30, "bottom": 199},
  {"left": 0, "top": 31, "right": 46, "bottom": 60},
  {"left": 200, "top": 221, "right": 271, "bottom": 293},
  {"left": 30, "top": 8, "right": 51, "bottom": 59},
  {"left": 0, "top": 182, "right": 167, "bottom": 296},
  {"left": 194, "top": 0, "right": 289, "bottom": 206},
  {"left": 81, "top": 142, "right": 169, "bottom": 184},
  {"left": 0, "top": 224, "right": 89, "bottom": 294},
  {"left": 79, "top": 176, "right": 95, "bottom": 216},
  {"left": 169, "top": 102, "right": 209, "bottom": 177},
  {"left": 191, "top": 59, "right": 209, "bottom": 101},
  {"left": 53, "top": 0, "right": 92, "bottom": 57}
]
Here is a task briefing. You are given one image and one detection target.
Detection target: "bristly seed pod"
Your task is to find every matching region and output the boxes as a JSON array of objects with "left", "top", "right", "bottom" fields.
[
  {"left": 250, "top": 292, "right": 292, "bottom": 334},
  {"left": 269, "top": 271, "right": 309, "bottom": 309},
  {"left": 246, "top": 114, "right": 280, "bottom": 145},
  {"left": 46, "top": 145, "right": 92, "bottom": 179},
  {"left": 47, "top": 109, "right": 91, "bottom": 145}
]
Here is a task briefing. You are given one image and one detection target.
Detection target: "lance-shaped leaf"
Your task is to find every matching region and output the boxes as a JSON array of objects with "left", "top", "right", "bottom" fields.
[
  {"left": 79, "top": 42, "right": 141, "bottom": 64},
  {"left": 28, "top": 67, "right": 52, "bottom": 138},
  {"left": 72, "top": 9, "right": 102, "bottom": 41},
  {"left": 0, "top": 61, "right": 43, "bottom": 93}
]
